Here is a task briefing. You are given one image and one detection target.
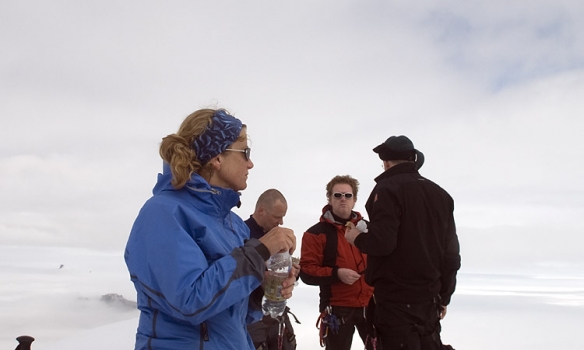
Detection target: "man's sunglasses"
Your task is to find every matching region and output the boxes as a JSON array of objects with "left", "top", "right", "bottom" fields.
[
  {"left": 224, "top": 147, "right": 252, "bottom": 161},
  {"left": 332, "top": 192, "right": 353, "bottom": 199}
]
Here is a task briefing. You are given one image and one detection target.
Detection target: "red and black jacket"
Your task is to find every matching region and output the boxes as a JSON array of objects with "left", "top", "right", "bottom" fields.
[{"left": 299, "top": 205, "right": 374, "bottom": 312}]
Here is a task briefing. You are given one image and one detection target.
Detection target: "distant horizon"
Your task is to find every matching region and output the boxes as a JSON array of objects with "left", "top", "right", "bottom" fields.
[{"left": 2, "top": 245, "right": 583, "bottom": 350}]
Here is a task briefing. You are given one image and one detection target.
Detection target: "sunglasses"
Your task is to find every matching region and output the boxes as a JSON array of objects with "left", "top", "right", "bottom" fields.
[
  {"left": 224, "top": 147, "right": 252, "bottom": 161},
  {"left": 332, "top": 192, "right": 353, "bottom": 199}
]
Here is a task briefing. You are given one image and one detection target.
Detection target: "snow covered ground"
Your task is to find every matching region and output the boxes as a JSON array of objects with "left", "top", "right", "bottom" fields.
[{"left": 2, "top": 245, "right": 583, "bottom": 350}]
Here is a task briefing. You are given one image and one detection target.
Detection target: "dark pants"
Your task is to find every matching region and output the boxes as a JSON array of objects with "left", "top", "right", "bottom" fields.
[
  {"left": 325, "top": 306, "right": 376, "bottom": 350},
  {"left": 374, "top": 297, "right": 444, "bottom": 350}
]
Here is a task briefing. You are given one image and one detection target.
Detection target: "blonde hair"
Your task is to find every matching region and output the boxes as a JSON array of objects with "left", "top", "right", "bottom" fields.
[{"left": 158, "top": 109, "right": 215, "bottom": 189}]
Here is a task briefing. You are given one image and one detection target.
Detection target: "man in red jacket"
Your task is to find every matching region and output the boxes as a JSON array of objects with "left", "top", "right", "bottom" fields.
[
  {"left": 345, "top": 135, "right": 461, "bottom": 350},
  {"left": 300, "top": 175, "right": 375, "bottom": 350}
]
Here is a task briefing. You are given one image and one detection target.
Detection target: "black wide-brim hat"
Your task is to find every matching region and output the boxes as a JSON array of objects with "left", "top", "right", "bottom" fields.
[{"left": 373, "top": 135, "right": 425, "bottom": 170}]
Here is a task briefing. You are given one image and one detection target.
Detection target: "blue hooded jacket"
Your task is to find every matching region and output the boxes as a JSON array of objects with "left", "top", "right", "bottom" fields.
[{"left": 125, "top": 164, "right": 267, "bottom": 349}]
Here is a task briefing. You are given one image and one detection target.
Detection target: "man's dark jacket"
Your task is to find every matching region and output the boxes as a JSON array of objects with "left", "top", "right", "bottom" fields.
[
  {"left": 246, "top": 215, "right": 265, "bottom": 240},
  {"left": 354, "top": 163, "right": 461, "bottom": 305},
  {"left": 244, "top": 216, "right": 297, "bottom": 350}
]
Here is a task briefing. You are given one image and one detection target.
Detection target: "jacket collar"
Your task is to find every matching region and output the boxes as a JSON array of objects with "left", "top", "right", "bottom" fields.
[
  {"left": 245, "top": 216, "right": 265, "bottom": 239},
  {"left": 375, "top": 162, "right": 418, "bottom": 183},
  {"left": 320, "top": 204, "right": 363, "bottom": 226}
]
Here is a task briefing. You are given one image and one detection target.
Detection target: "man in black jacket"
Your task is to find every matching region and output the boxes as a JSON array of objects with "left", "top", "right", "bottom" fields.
[
  {"left": 345, "top": 135, "right": 461, "bottom": 350},
  {"left": 246, "top": 189, "right": 298, "bottom": 350}
]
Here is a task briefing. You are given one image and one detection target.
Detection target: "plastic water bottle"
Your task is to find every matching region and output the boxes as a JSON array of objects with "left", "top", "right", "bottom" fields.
[{"left": 262, "top": 251, "right": 292, "bottom": 318}]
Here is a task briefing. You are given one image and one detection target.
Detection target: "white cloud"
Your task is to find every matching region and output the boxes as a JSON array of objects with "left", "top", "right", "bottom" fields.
[{"left": 0, "top": 0, "right": 582, "bottom": 268}]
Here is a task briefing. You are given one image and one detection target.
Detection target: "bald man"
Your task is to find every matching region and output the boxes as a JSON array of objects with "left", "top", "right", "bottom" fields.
[
  {"left": 245, "top": 189, "right": 298, "bottom": 350},
  {"left": 246, "top": 189, "right": 288, "bottom": 239}
]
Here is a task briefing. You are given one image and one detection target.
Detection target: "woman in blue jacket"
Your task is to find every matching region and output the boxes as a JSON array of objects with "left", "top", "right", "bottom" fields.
[{"left": 125, "top": 108, "right": 296, "bottom": 350}]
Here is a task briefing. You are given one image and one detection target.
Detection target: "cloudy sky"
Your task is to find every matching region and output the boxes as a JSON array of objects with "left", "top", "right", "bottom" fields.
[
  {"left": 2, "top": 0, "right": 583, "bottom": 271},
  {"left": 2, "top": 1, "right": 584, "bottom": 349}
]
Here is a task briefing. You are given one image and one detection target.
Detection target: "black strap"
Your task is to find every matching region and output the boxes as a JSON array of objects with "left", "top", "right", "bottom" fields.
[
  {"left": 306, "top": 222, "right": 338, "bottom": 268},
  {"left": 286, "top": 307, "right": 301, "bottom": 324}
]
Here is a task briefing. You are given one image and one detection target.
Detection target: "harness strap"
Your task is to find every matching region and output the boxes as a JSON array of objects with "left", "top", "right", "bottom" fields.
[
  {"left": 277, "top": 315, "right": 286, "bottom": 350},
  {"left": 365, "top": 334, "right": 379, "bottom": 350},
  {"left": 287, "top": 308, "right": 301, "bottom": 324}
]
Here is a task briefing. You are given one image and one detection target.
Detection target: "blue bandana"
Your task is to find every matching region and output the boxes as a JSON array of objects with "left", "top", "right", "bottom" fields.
[{"left": 191, "top": 110, "right": 243, "bottom": 164}]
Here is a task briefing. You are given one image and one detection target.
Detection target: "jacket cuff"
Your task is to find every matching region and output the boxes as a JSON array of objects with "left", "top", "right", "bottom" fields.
[
  {"left": 245, "top": 238, "right": 271, "bottom": 261},
  {"left": 332, "top": 267, "right": 340, "bottom": 282},
  {"left": 255, "top": 243, "right": 271, "bottom": 261}
]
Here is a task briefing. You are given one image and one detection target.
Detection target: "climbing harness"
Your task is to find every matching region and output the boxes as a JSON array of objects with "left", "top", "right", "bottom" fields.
[{"left": 315, "top": 306, "right": 340, "bottom": 347}]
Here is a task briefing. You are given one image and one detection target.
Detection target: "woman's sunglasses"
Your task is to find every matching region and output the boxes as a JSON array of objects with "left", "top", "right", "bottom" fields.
[{"left": 224, "top": 147, "right": 252, "bottom": 161}]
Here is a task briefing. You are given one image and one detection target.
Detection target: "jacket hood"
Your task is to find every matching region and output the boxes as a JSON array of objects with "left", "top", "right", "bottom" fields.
[
  {"left": 153, "top": 162, "right": 242, "bottom": 216},
  {"left": 320, "top": 204, "right": 363, "bottom": 226}
]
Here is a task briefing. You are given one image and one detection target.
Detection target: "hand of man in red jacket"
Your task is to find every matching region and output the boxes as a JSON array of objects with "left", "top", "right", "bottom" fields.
[{"left": 337, "top": 268, "right": 361, "bottom": 285}]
